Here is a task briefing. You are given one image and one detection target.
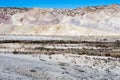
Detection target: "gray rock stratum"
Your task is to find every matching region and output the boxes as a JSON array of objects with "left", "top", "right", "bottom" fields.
[{"left": 0, "top": 4, "right": 120, "bottom": 36}]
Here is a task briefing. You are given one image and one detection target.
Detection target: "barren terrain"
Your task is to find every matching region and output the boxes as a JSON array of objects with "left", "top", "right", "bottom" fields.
[{"left": 0, "top": 4, "right": 120, "bottom": 80}]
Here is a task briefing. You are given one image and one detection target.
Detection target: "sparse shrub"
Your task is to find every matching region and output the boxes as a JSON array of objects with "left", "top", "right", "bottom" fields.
[
  {"left": 59, "top": 62, "right": 66, "bottom": 66},
  {"left": 64, "top": 71, "right": 69, "bottom": 74},
  {"left": 61, "top": 67, "right": 66, "bottom": 70},
  {"left": 48, "top": 55, "right": 52, "bottom": 59},
  {"left": 29, "top": 69, "right": 37, "bottom": 72},
  {"left": 49, "top": 52, "right": 55, "bottom": 55},
  {"left": 104, "top": 53, "right": 110, "bottom": 56},
  {"left": 74, "top": 67, "right": 85, "bottom": 72},
  {"left": 13, "top": 50, "right": 19, "bottom": 54},
  {"left": 78, "top": 69, "right": 85, "bottom": 72}
]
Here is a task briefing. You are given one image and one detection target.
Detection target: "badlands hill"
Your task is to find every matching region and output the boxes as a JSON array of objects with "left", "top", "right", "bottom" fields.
[{"left": 0, "top": 4, "right": 120, "bottom": 36}]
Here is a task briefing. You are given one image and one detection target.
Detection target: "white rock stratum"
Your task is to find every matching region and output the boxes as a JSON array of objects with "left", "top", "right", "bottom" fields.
[{"left": 0, "top": 4, "right": 120, "bottom": 36}]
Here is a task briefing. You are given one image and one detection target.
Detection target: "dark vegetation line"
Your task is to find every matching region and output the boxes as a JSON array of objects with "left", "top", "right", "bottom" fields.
[
  {"left": 0, "top": 39, "right": 119, "bottom": 58},
  {"left": 0, "top": 40, "right": 119, "bottom": 44}
]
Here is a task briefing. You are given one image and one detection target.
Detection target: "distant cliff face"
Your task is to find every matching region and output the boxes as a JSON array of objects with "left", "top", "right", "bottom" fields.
[{"left": 0, "top": 4, "right": 120, "bottom": 36}]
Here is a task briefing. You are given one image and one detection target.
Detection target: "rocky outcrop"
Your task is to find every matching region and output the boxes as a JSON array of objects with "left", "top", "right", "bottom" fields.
[
  {"left": 0, "top": 7, "right": 31, "bottom": 15},
  {"left": 0, "top": 4, "right": 120, "bottom": 36}
]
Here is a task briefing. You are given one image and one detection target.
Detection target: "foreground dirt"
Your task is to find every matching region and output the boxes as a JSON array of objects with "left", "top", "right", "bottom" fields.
[{"left": 0, "top": 53, "right": 120, "bottom": 80}]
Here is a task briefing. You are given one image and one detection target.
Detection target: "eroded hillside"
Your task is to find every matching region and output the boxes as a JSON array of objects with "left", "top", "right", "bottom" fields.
[{"left": 0, "top": 4, "right": 120, "bottom": 36}]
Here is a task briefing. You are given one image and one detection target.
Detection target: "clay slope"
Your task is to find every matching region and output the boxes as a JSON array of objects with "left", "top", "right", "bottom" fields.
[{"left": 0, "top": 4, "right": 120, "bottom": 36}]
